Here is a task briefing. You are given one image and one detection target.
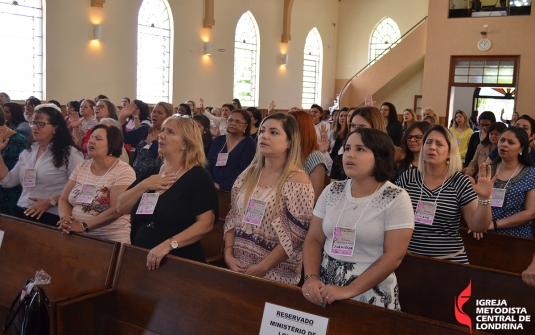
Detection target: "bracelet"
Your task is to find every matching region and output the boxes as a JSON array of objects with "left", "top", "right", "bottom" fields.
[
  {"left": 223, "top": 245, "right": 234, "bottom": 253},
  {"left": 304, "top": 274, "right": 318, "bottom": 282},
  {"left": 80, "top": 221, "right": 89, "bottom": 232},
  {"left": 493, "top": 220, "right": 498, "bottom": 230},
  {"left": 477, "top": 196, "right": 492, "bottom": 205},
  {"left": 133, "top": 116, "right": 139, "bottom": 118}
]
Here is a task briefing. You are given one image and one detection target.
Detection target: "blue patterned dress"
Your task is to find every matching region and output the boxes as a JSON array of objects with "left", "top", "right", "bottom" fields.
[{"left": 0, "top": 133, "right": 27, "bottom": 215}]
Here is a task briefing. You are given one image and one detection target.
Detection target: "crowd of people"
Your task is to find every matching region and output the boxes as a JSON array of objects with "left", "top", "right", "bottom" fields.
[{"left": 1, "top": 92, "right": 534, "bottom": 311}]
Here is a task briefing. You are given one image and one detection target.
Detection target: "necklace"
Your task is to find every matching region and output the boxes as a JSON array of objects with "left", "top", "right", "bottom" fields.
[
  {"left": 160, "top": 165, "right": 184, "bottom": 179},
  {"left": 350, "top": 180, "right": 383, "bottom": 210}
]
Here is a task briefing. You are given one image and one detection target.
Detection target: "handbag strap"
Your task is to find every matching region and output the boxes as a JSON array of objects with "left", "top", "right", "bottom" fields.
[{"left": 2, "top": 289, "right": 24, "bottom": 332}]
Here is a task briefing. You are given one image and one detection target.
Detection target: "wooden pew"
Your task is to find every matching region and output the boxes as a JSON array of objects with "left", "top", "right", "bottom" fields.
[
  {"left": 198, "top": 190, "right": 230, "bottom": 265},
  {"left": 460, "top": 227, "right": 535, "bottom": 274},
  {"left": 56, "top": 244, "right": 485, "bottom": 335},
  {"left": 0, "top": 215, "right": 120, "bottom": 335},
  {"left": 397, "top": 253, "right": 535, "bottom": 333},
  {"left": 217, "top": 189, "right": 231, "bottom": 221}
]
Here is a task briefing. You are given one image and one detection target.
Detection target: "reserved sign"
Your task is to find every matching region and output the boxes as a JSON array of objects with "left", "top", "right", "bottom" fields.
[{"left": 259, "top": 302, "right": 329, "bottom": 335}]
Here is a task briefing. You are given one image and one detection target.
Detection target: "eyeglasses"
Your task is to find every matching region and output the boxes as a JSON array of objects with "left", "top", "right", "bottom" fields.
[
  {"left": 407, "top": 135, "right": 424, "bottom": 141},
  {"left": 227, "top": 118, "right": 247, "bottom": 125},
  {"left": 93, "top": 105, "right": 107, "bottom": 110},
  {"left": 479, "top": 123, "right": 492, "bottom": 128},
  {"left": 29, "top": 121, "right": 51, "bottom": 128}
]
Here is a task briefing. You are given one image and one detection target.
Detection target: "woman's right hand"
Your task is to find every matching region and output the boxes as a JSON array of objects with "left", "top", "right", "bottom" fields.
[
  {"left": 140, "top": 173, "right": 177, "bottom": 192},
  {"left": 145, "top": 130, "right": 159, "bottom": 144},
  {"left": 302, "top": 276, "right": 325, "bottom": 306},
  {"left": 70, "top": 113, "right": 81, "bottom": 128},
  {"left": 199, "top": 98, "right": 204, "bottom": 110},
  {"left": 224, "top": 252, "right": 247, "bottom": 273}
]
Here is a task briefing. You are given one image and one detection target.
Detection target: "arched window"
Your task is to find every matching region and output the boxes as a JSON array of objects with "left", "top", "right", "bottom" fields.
[
  {"left": 302, "top": 28, "right": 323, "bottom": 110},
  {"left": 233, "top": 11, "right": 260, "bottom": 107},
  {"left": 0, "top": 0, "right": 44, "bottom": 100},
  {"left": 137, "top": 0, "right": 173, "bottom": 103},
  {"left": 369, "top": 17, "right": 400, "bottom": 63}
]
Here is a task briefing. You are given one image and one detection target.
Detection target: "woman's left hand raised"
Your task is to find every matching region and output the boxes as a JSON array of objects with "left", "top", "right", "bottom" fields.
[
  {"left": 25, "top": 197, "right": 52, "bottom": 219},
  {"left": 147, "top": 240, "right": 172, "bottom": 270},
  {"left": 467, "top": 163, "right": 498, "bottom": 200}
]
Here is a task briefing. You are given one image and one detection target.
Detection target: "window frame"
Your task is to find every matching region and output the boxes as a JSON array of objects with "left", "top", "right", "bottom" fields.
[
  {"left": 302, "top": 27, "right": 323, "bottom": 110},
  {"left": 233, "top": 11, "right": 260, "bottom": 108}
]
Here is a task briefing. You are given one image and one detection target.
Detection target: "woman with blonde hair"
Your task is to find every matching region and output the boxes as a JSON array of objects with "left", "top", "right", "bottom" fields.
[
  {"left": 402, "top": 109, "right": 417, "bottom": 133},
  {"left": 117, "top": 116, "right": 218, "bottom": 268},
  {"left": 450, "top": 110, "right": 474, "bottom": 161},
  {"left": 396, "top": 124, "right": 496, "bottom": 263},
  {"left": 224, "top": 113, "right": 314, "bottom": 285},
  {"left": 421, "top": 107, "right": 439, "bottom": 122}
]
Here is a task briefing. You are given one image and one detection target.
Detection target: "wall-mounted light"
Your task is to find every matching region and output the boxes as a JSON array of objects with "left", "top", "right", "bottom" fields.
[
  {"left": 281, "top": 54, "right": 289, "bottom": 66},
  {"left": 93, "top": 24, "right": 102, "bottom": 40},
  {"left": 204, "top": 42, "right": 212, "bottom": 56}
]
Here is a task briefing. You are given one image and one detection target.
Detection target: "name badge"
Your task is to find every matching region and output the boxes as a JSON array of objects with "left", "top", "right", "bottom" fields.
[
  {"left": 491, "top": 188, "right": 506, "bottom": 207},
  {"left": 242, "top": 198, "right": 266, "bottom": 226},
  {"left": 330, "top": 227, "right": 356, "bottom": 257},
  {"left": 456, "top": 138, "right": 462, "bottom": 147},
  {"left": 23, "top": 169, "right": 37, "bottom": 187},
  {"left": 136, "top": 193, "right": 159, "bottom": 215},
  {"left": 216, "top": 153, "right": 229, "bottom": 166},
  {"left": 415, "top": 200, "right": 437, "bottom": 225},
  {"left": 76, "top": 184, "right": 97, "bottom": 204}
]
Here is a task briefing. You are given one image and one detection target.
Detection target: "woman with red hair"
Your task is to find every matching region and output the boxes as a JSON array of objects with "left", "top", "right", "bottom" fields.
[{"left": 289, "top": 110, "right": 327, "bottom": 203}]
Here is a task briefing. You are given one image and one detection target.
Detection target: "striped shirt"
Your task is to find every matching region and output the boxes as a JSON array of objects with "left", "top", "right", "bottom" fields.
[
  {"left": 396, "top": 169, "right": 476, "bottom": 263},
  {"left": 303, "top": 151, "right": 327, "bottom": 176}
]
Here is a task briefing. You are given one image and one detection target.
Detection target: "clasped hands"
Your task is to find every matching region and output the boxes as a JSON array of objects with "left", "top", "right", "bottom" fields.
[
  {"left": 57, "top": 216, "right": 84, "bottom": 235},
  {"left": 301, "top": 277, "right": 353, "bottom": 308}
]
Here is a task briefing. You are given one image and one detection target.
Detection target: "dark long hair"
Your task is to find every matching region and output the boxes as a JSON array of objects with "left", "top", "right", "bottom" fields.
[
  {"left": 192, "top": 114, "right": 213, "bottom": 150},
  {"left": 381, "top": 102, "right": 398, "bottom": 124},
  {"left": 494, "top": 127, "right": 533, "bottom": 166},
  {"left": 31, "top": 106, "right": 77, "bottom": 169},
  {"left": 399, "top": 121, "right": 432, "bottom": 171},
  {"left": 350, "top": 128, "right": 395, "bottom": 182},
  {"left": 133, "top": 100, "right": 150, "bottom": 123},
  {"left": 481, "top": 122, "right": 507, "bottom": 146},
  {"left": 3, "top": 102, "right": 26, "bottom": 127}
]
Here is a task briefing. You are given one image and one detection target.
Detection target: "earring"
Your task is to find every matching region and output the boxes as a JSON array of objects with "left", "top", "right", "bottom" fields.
[
  {"left": 287, "top": 147, "right": 290, "bottom": 151},
  {"left": 447, "top": 158, "right": 450, "bottom": 165},
  {"left": 520, "top": 152, "right": 523, "bottom": 156}
]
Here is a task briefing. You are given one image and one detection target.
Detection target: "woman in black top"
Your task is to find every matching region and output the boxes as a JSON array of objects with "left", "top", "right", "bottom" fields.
[
  {"left": 117, "top": 116, "right": 218, "bottom": 269},
  {"left": 381, "top": 102, "right": 402, "bottom": 146}
]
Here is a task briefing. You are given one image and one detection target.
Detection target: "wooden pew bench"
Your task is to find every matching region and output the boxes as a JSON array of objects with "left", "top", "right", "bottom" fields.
[
  {"left": 460, "top": 227, "right": 535, "bottom": 274},
  {"left": 56, "top": 244, "right": 487, "bottom": 335},
  {"left": 397, "top": 253, "right": 535, "bottom": 333},
  {"left": 0, "top": 215, "right": 121, "bottom": 335}
]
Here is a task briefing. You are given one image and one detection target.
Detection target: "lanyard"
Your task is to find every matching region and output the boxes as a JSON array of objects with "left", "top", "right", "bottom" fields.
[
  {"left": 157, "top": 164, "right": 183, "bottom": 194},
  {"left": 333, "top": 180, "right": 382, "bottom": 231},
  {"left": 218, "top": 135, "right": 243, "bottom": 155},
  {"left": 415, "top": 171, "right": 448, "bottom": 215},
  {"left": 495, "top": 163, "right": 520, "bottom": 190},
  {"left": 84, "top": 159, "right": 119, "bottom": 187}
]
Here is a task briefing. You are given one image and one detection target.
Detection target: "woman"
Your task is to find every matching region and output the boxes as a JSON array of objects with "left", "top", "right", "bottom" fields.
[
  {"left": 422, "top": 107, "right": 439, "bottom": 122},
  {"left": 0, "top": 92, "right": 9, "bottom": 106},
  {"left": 302, "top": 128, "right": 414, "bottom": 310},
  {"left": 117, "top": 116, "right": 218, "bottom": 268},
  {"left": 25, "top": 96, "right": 41, "bottom": 122},
  {"left": 396, "top": 125, "right": 495, "bottom": 263},
  {"left": 289, "top": 110, "right": 327, "bottom": 203},
  {"left": 65, "top": 100, "right": 80, "bottom": 128},
  {"left": 310, "top": 104, "right": 331, "bottom": 142},
  {"left": 465, "top": 122, "right": 507, "bottom": 177},
  {"left": 397, "top": 121, "right": 432, "bottom": 178},
  {"left": 207, "top": 109, "right": 256, "bottom": 191},
  {"left": 120, "top": 102, "right": 174, "bottom": 176},
  {"left": 57, "top": 125, "right": 136, "bottom": 243},
  {"left": 224, "top": 113, "right": 314, "bottom": 285},
  {"left": 246, "top": 107, "right": 262, "bottom": 141},
  {"left": 69, "top": 100, "right": 99, "bottom": 141},
  {"left": 487, "top": 115, "right": 535, "bottom": 164},
  {"left": 75, "top": 98, "right": 119, "bottom": 155},
  {"left": 0, "top": 107, "right": 27, "bottom": 215},
  {"left": 329, "top": 108, "right": 348, "bottom": 150},
  {"left": 125, "top": 100, "right": 151, "bottom": 131},
  {"left": 99, "top": 118, "right": 131, "bottom": 164},
  {"left": 3, "top": 102, "right": 31, "bottom": 141},
  {"left": 0, "top": 104, "right": 84, "bottom": 225},
  {"left": 449, "top": 110, "right": 474, "bottom": 161},
  {"left": 476, "top": 127, "right": 535, "bottom": 238},
  {"left": 329, "top": 108, "right": 353, "bottom": 182},
  {"left": 502, "top": 110, "right": 519, "bottom": 127},
  {"left": 381, "top": 102, "right": 402, "bottom": 146},
  {"left": 176, "top": 103, "right": 192, "bottom": 117},
  {"left": 402, "top": 109, "right": 417, "bottom": 133},
  {"left": 193, "top": 114, "right": 213, "bottom": 158},
  {"left": 232, "top": 98, "right": 242, "bottom": 110},
  {"left": 201, "top": 99, "right": 233, "bottom": 135},
  {"left": 186, "top": 100, "right": 197, "bottom": 115}
]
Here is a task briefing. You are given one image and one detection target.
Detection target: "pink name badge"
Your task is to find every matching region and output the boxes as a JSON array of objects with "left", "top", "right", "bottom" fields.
[
  {"left": 136, "top": 193, "right": 159, "bottom": 215},
  {"left": 330, "top": 227, "right": 356, "bottom": 257},
  {"left": 414, "top": 201, "right": 436, "bottom": 225},
  {"left": 216, "top": 153, "right": 229, "bottom": 166},
  {"left": 76, "top": 184, "right": 97, "bottom": 204},
  {"left": 491, "top": 188, "right": 505, "bottom": 207},
  {"left": 23, "top": 169, "right": 37, "bottom": 187},
  {"left": 242, "top": 198, "right": 267, "bottom": 226}
]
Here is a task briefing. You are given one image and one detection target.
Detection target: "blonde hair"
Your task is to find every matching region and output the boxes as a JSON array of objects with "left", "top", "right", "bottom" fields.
[
  {"left": 161, "top": 116, "right": 205, "bottom": 170},
  {"left": 453, "top": 110, "right": 469, "bottom": 128},
  {"left": 422, "top": 107, "right": 439, "bottom": 121},
  {"left": 402, "top": 109, "right": 417, "bottom": 131},
  {"left": 418, "top": 124, "right": 462, "bottom": 179},
  {"left": 351, "top": 106, "right": 387, "bottom": 133},
  {"left": 237, "top": 113, "right": 302, "bottom": 216}
]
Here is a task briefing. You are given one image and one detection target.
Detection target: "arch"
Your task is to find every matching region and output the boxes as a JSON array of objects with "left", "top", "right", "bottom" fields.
[
  {"left": 369, "top": 17, "right": 400, "bottom": 63},
  {"left": 302, "top": 28, "right": 323, "bottom": 109},
  {"left": 233, "top": 11, "right": 260, "bottom": 107},
  {"left": 137, "top": 0, "right": 174, "bottom": 103},
  {"left": 0, "top": 0, "right": 45, "bottom": 100}
]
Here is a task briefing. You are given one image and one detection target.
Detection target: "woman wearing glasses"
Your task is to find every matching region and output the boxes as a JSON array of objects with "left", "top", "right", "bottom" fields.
[
  {"left": 396, "top": 122, "right": 432, "bottom": 179},
  {"left": 0, "top": 104, "right": 84, "bottom": 225},
  {"left": 207, "top": 110, "right": 256, "bottom": 191},
  {"left": 74, "top": 99, "right": 118, "bottom": 156}
]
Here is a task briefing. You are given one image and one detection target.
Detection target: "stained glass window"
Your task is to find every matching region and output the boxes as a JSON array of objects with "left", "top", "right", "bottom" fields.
[
  {"left": 369, "top": 17, "right": 400, "bottom": 63},
  {"left": 233, "top": 11, "right": 260, "bottom": 107},
  {"left": 302, "top": 28, "right": 323, "bottom": 109},
  {"left": 137, "top": 0, "right": 173, "bottom": 103},
  {"left": 0, "top": 0, "right": 43, "bottom": 100}
]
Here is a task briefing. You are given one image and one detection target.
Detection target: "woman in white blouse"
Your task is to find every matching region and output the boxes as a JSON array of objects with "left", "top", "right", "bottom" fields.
[{"left": 0, "top": 104, "right": 84, "bottom": 225}]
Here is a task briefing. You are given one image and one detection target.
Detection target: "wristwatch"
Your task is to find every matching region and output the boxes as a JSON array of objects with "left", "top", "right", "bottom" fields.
[
  {"left": 81, "top": 222, "right": 89, "bottom": 232},
  {"left": 49, "top": 197, "right": 57, "bottom": 207},
  {"left": 170, "top": 239, "right": 179, "bottom": 249}
]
